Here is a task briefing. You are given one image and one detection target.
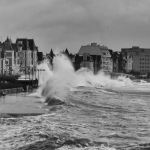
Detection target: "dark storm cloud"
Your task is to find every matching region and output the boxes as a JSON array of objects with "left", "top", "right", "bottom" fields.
[{"left": 1, "top": 0, "right": 150, "bottom": 53}]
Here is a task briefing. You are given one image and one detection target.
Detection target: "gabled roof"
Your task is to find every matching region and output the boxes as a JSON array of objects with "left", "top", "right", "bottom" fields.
[
  {"left": 78, "top": 45, "right": 102, "bottom": 56},
  {"left": 50, "top": 49, "right": 54, "bottom": 55},
  {"left": 3, "top": 37, "right": 16, "bottom": 51},
  {"left": 5, "top": 36, "right": 12, "bottom": 44},
  {"left": 65, "top": 48, "right": 69, "bottom": 55}
]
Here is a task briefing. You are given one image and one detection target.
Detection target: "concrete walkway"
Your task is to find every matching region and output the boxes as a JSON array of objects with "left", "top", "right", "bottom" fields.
[{"left": 0, "top": 93, "right": 47, "bottom": 114}]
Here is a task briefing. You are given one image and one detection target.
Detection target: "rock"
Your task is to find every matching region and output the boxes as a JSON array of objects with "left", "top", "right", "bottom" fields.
[{"left": 45, "top": 97, "right": 65, "bottom": 106}]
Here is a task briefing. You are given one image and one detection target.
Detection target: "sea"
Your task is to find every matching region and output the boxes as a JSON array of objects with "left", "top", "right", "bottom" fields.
[{"left": 1, "top": 54, "right": 150, "bottom": 150}]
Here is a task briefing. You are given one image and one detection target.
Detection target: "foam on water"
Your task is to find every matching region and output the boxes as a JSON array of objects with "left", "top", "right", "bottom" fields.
[{"left": 32, "top": 54, "right": 150, "bottom": 104}]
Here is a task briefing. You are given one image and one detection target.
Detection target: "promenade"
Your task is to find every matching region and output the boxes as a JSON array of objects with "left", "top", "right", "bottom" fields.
[{"left": 0, "top": 93, "right": 47, "bottom": 115}]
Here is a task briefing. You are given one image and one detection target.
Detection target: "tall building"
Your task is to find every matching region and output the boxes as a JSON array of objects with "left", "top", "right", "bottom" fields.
[
  {"left": 78, "top": 43, "right": 112, "bottom": 73},
  {"left": 121, "top": 46, "right": 150, "bottom": 74},
  {"left": 0, "top": 37, "right": 39, "bottom": 75},
  {"left": 1, "top": 37, "right": 16, "bottom": 74},
  {"left": 16, "top": 38, "right": 38, "bottom": 74}
]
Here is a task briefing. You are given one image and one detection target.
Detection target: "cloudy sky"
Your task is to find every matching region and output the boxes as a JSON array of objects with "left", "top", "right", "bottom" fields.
[{"left": 0, "top": 0, "right": 150, "bottom": 54}]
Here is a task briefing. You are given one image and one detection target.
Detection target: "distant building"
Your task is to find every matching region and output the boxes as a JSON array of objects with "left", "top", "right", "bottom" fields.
[
  {"left": 2, "top": 37, "right": 16, "bottom": 74},
  {"left": 80, "top": 53, "right": 94, "bottom": 70},
  {"left": 78, "top": 43, "right": 112, "bottom": 73},
  {"left": 37, "top": 52, "right": 43, "bottom": 64},
  {"left": 123, "top": 55, "right": 133, "bottom": 73},
  {"left": 16, "top": 38, "right": 38, "bottom": 74},
  {"left": 121, "top": 46, "right": 150, "bottom": 74},
  {"left": 0, "top": 37, "right": 39, "bottom": 75},
  {"left": 109, "top": 51, "right": 119, "bottom": 73},
  {"left": 46, "top": 49, "right": 55, "bottom": 66},
  {"left": 72, "top": 54, "right": 83, "bottom": 71}
]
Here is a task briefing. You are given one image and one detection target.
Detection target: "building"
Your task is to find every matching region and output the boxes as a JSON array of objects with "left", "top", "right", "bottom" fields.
[
  {"left": 16, "top": 38, "right": 38, "bottom": 74},
  {"left": 122, "top": 46, "right": 149, "bottom": 74},
  {"left": 72, "top": 54, "right": 83, "bottom": 71},
  {"left": 123, "top": 55, "right": 133, "bottom": 73},
  {"left": 80, "top": 53, "right": 94, "bottom": 70},
  {"left": 78, "top": 43, "right": 112, "bottom": 73},
  {"left": 46, "top": 49, "right": 55, "bottom": 65},
  {"left": 100, "top": 45, "right": 112, "bottom": 72},
  {"left": 109, "top": 51, "right": 119, "bottom": 73},
  {"left": 0, "top": 37, "right": 39, "bottom": 75},
  {"left": 37, "top": 52, "right": 43, "bottom": 64},
  {"left": 1, "top": 37, "right": 16, "bottom": 75}
]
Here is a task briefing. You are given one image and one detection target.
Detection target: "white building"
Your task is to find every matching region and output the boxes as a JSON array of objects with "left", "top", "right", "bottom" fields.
[{"left": 122, "top": 46, "right": 150, "bottom": 74}]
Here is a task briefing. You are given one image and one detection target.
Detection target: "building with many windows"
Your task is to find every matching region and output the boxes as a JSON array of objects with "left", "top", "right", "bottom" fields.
[
  {"left": 121, "top": 46, "right": 150, "bottom": 74},
  {"left": 0, "top": 37, "right": 38, "bottom": 75},
  {"left": 1, "top": 37, "right": 16, "bottom": 74},
  {"left": 16, "top": 38, "right": 38, "bottom": 74}
]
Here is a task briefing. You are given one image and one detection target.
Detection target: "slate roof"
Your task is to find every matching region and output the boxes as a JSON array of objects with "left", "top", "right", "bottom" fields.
[
  {"left": 78, "top": 45, "right": 102, "bottom": 56},
  {"left": 2, "top": 37, "right": 17, "bottom": 51},
  {"left": 78, "top": 43, "right": 111, "bottom": 57},
  {"left": 5, "top": 37, "right": 12, "bottom": 44},
  {"left": 16, "top": 38, "right": 37, "bottom": 51}
]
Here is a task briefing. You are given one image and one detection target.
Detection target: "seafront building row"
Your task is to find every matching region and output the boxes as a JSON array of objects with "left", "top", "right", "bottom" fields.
[
  {"left": 0, "top": 37, "right": 43, "bottom": 75},
  {"left": 47, "top": 43, "right": 133, "bottom": 74},
  {"left": 47, "top": 42, "right": 150, "bottom": 76},
  {"left": 0, "top": 37, "right": 150, "bottom": 76}
]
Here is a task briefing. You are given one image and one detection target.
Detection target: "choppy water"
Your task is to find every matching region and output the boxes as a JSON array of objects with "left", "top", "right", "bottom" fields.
[
  {"left": 1, "top": 55, "right": 150, "bottom": 150},
  {"left": 67, "top": 85, "right": 150, "bottom": 149}
]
